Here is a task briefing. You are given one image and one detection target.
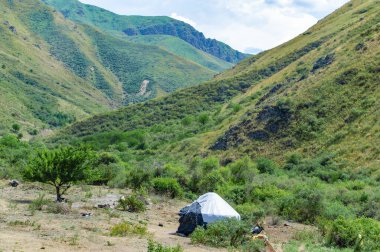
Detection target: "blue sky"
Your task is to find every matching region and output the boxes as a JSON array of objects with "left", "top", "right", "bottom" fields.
[{"left": 79, "top": 0, "right": 349, "bottom": 53}]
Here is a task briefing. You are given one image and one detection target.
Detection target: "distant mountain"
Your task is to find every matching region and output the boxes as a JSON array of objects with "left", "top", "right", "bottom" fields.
[
  {"left": 42, "top": 0, "right": 249, "bottom": 64},
  {"left": 58, "top": 0, "right": 380, "bottom": 171},
  {"left": 0, "top": 0, "right": 218, "bottom": 136}
]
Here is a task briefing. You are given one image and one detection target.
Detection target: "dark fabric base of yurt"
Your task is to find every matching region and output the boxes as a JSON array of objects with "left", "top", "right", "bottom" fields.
[{"left": 176, "top": 202, "right": 204, "bottom": 236}]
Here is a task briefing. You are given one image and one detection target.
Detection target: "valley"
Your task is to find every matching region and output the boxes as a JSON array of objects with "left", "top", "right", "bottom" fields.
[{"left": 0, "top": 0, "right": 379, "bottom": 251}]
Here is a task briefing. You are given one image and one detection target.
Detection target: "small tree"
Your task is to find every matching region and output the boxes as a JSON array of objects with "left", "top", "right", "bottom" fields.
[
  {"left": 12, "top": 123, "right": 20, "bottom": 132},
  {"left": 24, "top": 146, "right": 93, "bottom": 202}
]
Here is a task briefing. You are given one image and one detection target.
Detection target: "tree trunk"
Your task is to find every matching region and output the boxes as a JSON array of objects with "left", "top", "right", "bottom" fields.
[{"left": 55, "top": 186, "right": 63, "bottom": 202}]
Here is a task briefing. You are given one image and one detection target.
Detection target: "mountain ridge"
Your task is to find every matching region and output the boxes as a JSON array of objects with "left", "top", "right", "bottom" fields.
[{"left": 42, "top": 0, "right": 249, "bottom": 64}]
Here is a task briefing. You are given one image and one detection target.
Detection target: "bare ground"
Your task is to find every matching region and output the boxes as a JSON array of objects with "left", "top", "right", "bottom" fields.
[{"left": 0, "top": 180, "right": 312, "bottom": 252}]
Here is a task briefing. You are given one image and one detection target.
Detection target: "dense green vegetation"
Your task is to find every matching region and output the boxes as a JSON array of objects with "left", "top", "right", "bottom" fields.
[{"left": 42, "top": 0, "right": 248, "bottom": 64}]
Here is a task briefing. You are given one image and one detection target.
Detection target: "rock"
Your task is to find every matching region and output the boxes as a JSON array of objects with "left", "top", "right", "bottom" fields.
[
  {"left": 9, "top": 180, "right": 19, "bottom": 187},
  {"left": 9, "top": 26, "right": 17, "bottom": 34},
  {"left": 98, "top": 204, "right": 111, "bottom": 209},
  {"left": 81, "top": 212, "right": 92, "bottom": 218}
]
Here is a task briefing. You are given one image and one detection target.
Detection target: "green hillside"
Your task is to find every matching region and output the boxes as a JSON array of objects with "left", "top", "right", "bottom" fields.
[
  {"left": 124, "top": 35, "right": 233, "bottom": 72},
  {"left": 41, "top": 0, "right": 248, "bottom": 64},
  {"left": 0, "top": 0, "right": 215, "bottom": 136},
  {"left": 58, "top": 0, "right": 379, "bottom": 170},
  {"left": 50, "top": 2, "right": 380, "bottom": 250}
]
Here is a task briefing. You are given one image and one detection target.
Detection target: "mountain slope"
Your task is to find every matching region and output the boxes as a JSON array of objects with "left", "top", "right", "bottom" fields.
[
  {"left": 57, "top": 0, "right": 380, "bottom": 171},
  {"left": 123, "top": 35, "right": 233, "bottom": 72},
  {"left": 41, "top": 0, "right": 248, "bottom": 64},
  {"left": 0, "top": 0, "right": 221, "bottom": 136}
]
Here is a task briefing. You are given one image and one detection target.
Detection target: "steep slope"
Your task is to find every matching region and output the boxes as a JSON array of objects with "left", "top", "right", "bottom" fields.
[
  {"left": 42, "top": 0, "right": 248, "bottom": 64},
  {"left": 0, "top": 0, "right": 214, "bottom": 136},
  {"left": 57, "top": 0, "right": 380, "bottom": 171},
  {"left": 124, "top": 35, "right": 233, "bottom": 72}
]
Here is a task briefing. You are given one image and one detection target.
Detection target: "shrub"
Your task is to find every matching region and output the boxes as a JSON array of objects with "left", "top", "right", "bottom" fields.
[
  {"left": 235, "top": 204, "right": 265, "bottom": 223},
  {"left": 128, "top": 166, "right": 153, "bottom": 189},
  {"left": 323, "top": 217, "right": 380, "bottom": 251},
  {"left": 152, "top": 177, "right": 183, "bottom": 198},
  {"left": 197, "top": 168, "right": 228, "bottom": 193},
  {"left": 229, "top": 103, "right": 241, "bottom": 113},
  {"left": 218, "top": 184, "right": 248, "bottom": 205},
  {"left": 117, "top": 194, "right": 146, "bottom": 213},
  {"left": 28, "top": 193, "right": 50, "bottom": 214},
  {"left": 198, "top": 113, "right": 209, "bottom": 125},
  {"left": 191, "top": 218, "right": 250, "bottom": 248},
  {"left": 46, "top": 202, "right": 71, "bottom": 215},
  {"left": 228, "top": 156, "right": 258, "bottom": 184},
  {"left": 241, "top": 240, "right": 266, "bottom": 252},
  {"left": 11, "top": 123, "right": 20, "bottom": 132},
  {"left": 200, "top": 156, "right": 220, "bottom": 173},
  {"left": 110, "top": 222, "right": 147, "bottom": 237},
  {"left": 279, "top": 185, "right": 323, "bottom": 223},
  {"left": 321, "top": 201, "right": 355, "bottom": 220},
  {"left": 256, "top": 158, "right": 278, "bottom": 174},
  {"left": 147, "top": 240, "right": 183, "bottom": 252},
  {"left": 154, "top": 163, "right": 189, "bottom": 187}
]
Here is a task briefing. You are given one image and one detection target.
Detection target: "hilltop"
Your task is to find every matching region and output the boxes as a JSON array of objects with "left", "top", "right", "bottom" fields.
[{"left": 42, "top": 0, "right": 248, "bottom": 64}]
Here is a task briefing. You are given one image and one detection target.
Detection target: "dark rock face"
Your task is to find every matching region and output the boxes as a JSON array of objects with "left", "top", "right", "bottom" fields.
[
  {"left": 211, "top": 104, "right": 293, "bottom": 150},
  {"left": 336, "top": 68, "right": 359, "bottom": 85},
  {"left": 247, "top": 130, "right": 270, "bottom": 141},
  {"left": 312, "top": 53, "right": 335, "bottom": 73},
  {"left": 257, "top": 84, "right": 283, "bottom": 106}
]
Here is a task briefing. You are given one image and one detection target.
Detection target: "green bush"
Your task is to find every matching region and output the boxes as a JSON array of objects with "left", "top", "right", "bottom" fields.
[
  {"left": 228, "top": 156, "right": 258, "bottom": 184},
  {"left": 11, "top": 123, "right": 20, "bottom": 132},
  {"left": 190, "top": 218, "right": 250, "bottom": 248},
  {"left": 279, "top": 185, "right": 323, "bottom": 223},
  {"left": 128, "top": 167, "right": 153, "bottom": 189},
  {"left": 154, "top": 163, "right": 189, "bottom": 187},
  {"left": 147, "top": 240, "right": 183, "bottom": 252},
  {"left": 110, "top": 222, "right": 147, "bottom": 237},
  {"left": 197, "top": 168, "right": 228, "bottom": 193},
  {"left": 321, "top": 201, "right": 355, "bottom": 220},
  {"left": 117, "top": 194, "right": 146, "bottom": 213},
  {"left": 241, "top": 240, "right": 266, "bottom": 252},
  {"left": 152, "top": 177, "right": 183, "bottom": 198},
  {"left": 235, "top": 203, "right": 265, "bottom": 223},
  {"left": 198, "top": 113, "right": 209, "bottom": 125},
  {"left": 323, "top": 217, "right": 380, "bottom": 251},
  {"left": 256, "top": 158, "right": 278, "bottom": 174}
]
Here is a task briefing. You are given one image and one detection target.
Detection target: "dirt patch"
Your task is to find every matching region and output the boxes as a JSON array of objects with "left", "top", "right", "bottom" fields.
[
  {"left": 0, "top": 181, "right": 312, "bottom": 251},
  {"left": 0, "top": 181, "right": 222, "bottom": 252},
  {"left": 138, "top": 80, "right": 150, "bottom": 96}
]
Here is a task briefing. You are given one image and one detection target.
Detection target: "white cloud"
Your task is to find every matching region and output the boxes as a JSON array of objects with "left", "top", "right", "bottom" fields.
[
  {"left": 79, "top": 0, "right": 349, "bottom": 52},
  {"left": 170, "top": 13, "right": 198, "bottom": 29}
]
